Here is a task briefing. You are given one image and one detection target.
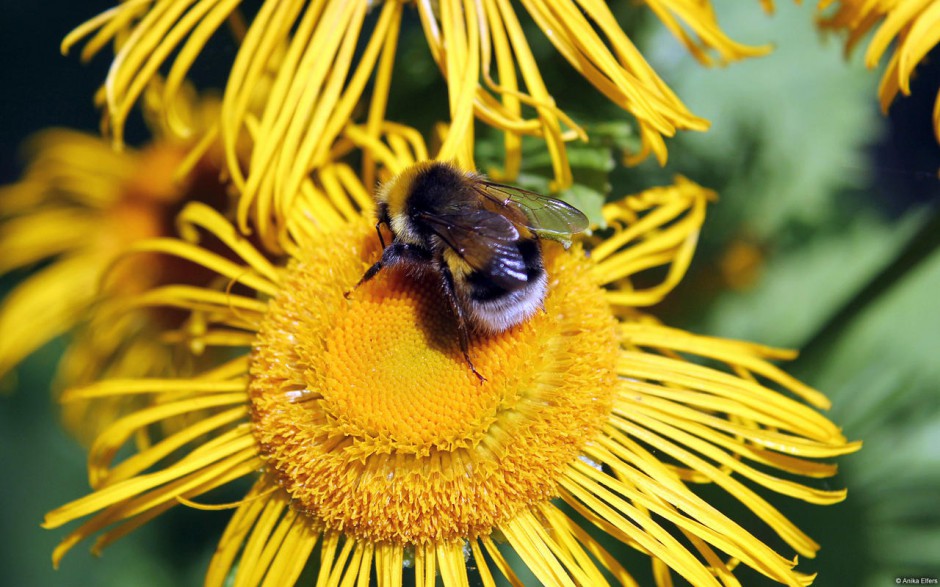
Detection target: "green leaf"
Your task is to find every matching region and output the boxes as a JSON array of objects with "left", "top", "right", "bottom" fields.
[{"left": 557, "top": 183, "right": 606, "bottom": 230}]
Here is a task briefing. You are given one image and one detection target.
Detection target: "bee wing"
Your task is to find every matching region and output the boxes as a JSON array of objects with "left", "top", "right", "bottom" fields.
[
  {"left": 417, "top": 210, "right": 530, "bottom": 289},
  {"left": 477, "top": 181, "right": 589, "bottom": 245}
]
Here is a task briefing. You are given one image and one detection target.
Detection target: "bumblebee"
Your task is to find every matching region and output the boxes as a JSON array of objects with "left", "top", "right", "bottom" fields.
[{"left": 350, "top": 161, "right": 589, "bottom": 380}]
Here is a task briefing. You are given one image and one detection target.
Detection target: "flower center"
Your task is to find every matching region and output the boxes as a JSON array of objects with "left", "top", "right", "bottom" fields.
[{"left": 248, "top": 219, "right": 619, "bottom": 545}]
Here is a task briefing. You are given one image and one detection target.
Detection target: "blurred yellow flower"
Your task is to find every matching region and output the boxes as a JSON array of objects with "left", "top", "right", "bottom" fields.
[
  {"left": 0, "top": 91, "right": 230, "bottom": 441},
  {"left": 65, "top": 0, "right": 773, "bottom": 245},
  {"left": 45, "top": 148, "right": 857, "bottom": 585},
  {"left": 818, "top": 0, "right": 940, "bottom": 142}
]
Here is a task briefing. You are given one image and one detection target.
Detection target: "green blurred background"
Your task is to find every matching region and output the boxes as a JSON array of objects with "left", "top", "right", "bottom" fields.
[{"left": 1, "top": 1, "right": 938, "bottom": 585}]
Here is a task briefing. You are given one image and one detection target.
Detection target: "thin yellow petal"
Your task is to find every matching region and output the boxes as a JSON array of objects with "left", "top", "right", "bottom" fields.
[
  {"left": 558, "top": 474, "right": 723, "bottom": 587},
  {"left": 119, "top": 238, "right": 279, "bottom": 297},
  {"left": 63, "top": 377, "right": 246, "bottom": 401},
  {"left": 162, "top": 0, "right": 241, "bottom": 138},
  {"left": 500, "top": 510, "right": 577, "bottom": 587},
  {"left": 643, "top": 0, "right": 772, "bottom": 65},
  {"left": 898, "top": 1, "right": 940, "bottom": 94},
  {"left": 233, "top": 495, "right": 290, "bottom": 587},
  {"left": 49, "top": 449, "right": 259, "bottom": 567},
  {"left": 91, "top": 456, "right": 260, "bottom": 556},
  {"left": 90, "top": 405, "right": 247, "bottom": 488},
  {"left": 319, "top": 533, "right": 356, "bottom": 586},
  {"left": 481, "top": 536, "right": 527, "bottom": 587},
  {"left": 437, "top": 542, "right": 470, "bottom": 587},
  {"left": 260, "top": 518, "right": 320, "bottom": 587},
  {"left": 361, "top": 0, "right": 402, "bottom": 190},
  {"left": 176, "top": 202, "right": 282, "bottom": 284},
  {"left": 206, "top": 478, "right": 273, "bottom": 587},
  {"left": 130, "top": 285, "right": 268, "bottom": 321},
  {"left": 375, "top": 543, "right": 404, "bottom": 587},
  {"left": 44, "top": 432, "right": 255, "bottom": 528},
  {"left": 538, "top": 502, "right": 634, "bottom": 586}
]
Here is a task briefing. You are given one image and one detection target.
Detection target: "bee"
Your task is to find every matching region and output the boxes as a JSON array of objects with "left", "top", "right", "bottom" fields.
[{"left": 349, "top": 161, "right": 589, "bottom": 381}]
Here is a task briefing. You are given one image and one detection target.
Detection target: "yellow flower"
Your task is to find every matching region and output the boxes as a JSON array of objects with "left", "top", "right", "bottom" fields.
[
  {"left": 65, "top": 0, "right": 772, "bottom": 244},
  {"left": 818, "top": 0, "right": 940, "bottom": 142},
  {"left": 44, "top": 154, "right": 858, "bottom": 585},
  {"left": 0, "top": 91, "right": 228, "bottom": 441}
]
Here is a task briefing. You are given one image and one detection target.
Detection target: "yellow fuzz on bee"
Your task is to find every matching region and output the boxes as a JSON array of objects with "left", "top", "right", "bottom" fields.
[{"left": 249, "top": 220, "right": 620, "bottom": 545}]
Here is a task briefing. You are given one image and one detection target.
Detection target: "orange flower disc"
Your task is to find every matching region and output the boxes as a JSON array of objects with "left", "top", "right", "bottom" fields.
[{"left": 249, "top": 220, "right": 619, "bottom": 545}]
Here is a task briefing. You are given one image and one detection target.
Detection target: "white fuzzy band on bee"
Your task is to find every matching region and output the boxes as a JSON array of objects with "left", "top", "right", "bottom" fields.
[{"left": 463, "top": 272, "right": 548, "bottom": 333}]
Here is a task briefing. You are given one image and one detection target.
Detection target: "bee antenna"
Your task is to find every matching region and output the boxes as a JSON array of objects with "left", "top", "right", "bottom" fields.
[{"left": 375, "top": 220, "right": 387, "bottom": 249}]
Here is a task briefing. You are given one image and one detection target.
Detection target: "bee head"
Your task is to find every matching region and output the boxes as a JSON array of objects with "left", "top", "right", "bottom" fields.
[{"left": 376, "top": 161, "right": 463, "bottom": 245}]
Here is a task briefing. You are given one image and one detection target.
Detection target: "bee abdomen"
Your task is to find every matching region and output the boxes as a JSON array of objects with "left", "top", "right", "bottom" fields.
[
  {"left": 462, "top": 240, "right": 547, "bottom": 333},
  {"left": 465, "top": 262, "right": 540, "bottom": 300},
  {"left": 464, "top": 270, "right": 547, "bottom": 333},
  {"left": 466, "top": 239, "right": 543, "bottom": 298}
]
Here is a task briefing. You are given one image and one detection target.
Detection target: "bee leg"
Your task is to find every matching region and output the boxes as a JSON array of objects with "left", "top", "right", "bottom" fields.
[
  {"left": 344, "top": 259, "right": 384, "bottom": 299},
  {"left": 344, "top": 243, "right": 428, "bottom": 299},
  {"left": 438, "top": 263, "right": 486, "bottom": 383}
]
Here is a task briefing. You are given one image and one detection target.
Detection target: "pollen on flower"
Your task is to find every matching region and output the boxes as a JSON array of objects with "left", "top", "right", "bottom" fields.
[{"left": 248, "top": 220, "right": 620, "bottom": 545}]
